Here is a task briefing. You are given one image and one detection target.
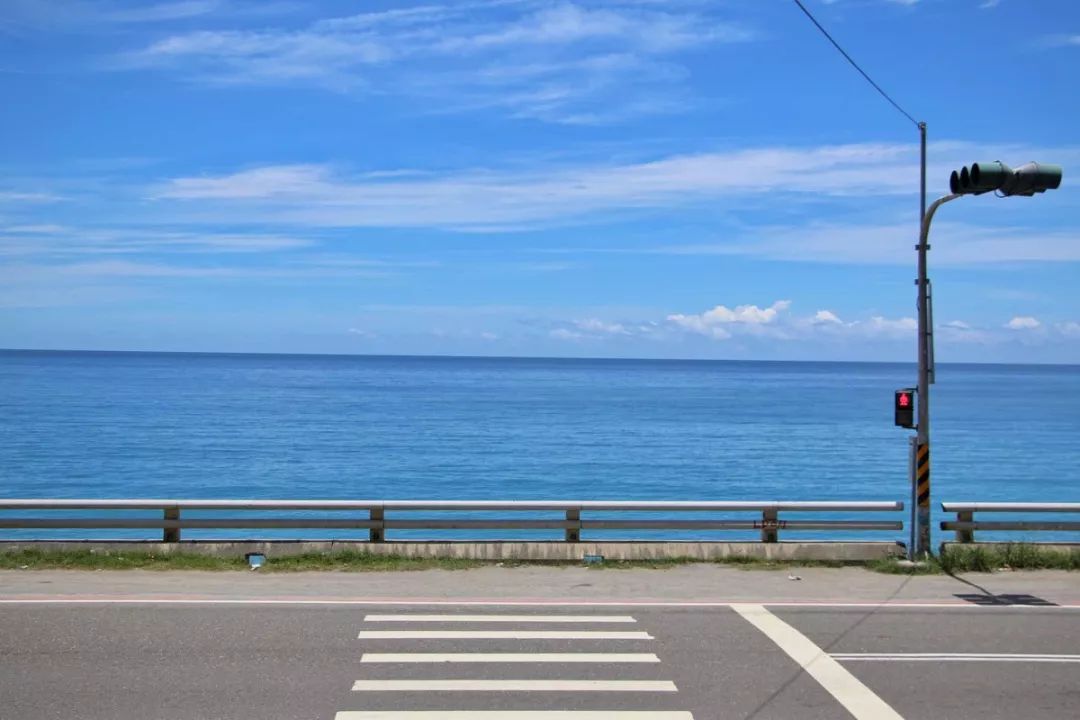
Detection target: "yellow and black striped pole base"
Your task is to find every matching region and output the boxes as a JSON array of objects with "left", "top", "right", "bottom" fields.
[{"left": 915, "top": 442, "right": 931, "bottom": 556}]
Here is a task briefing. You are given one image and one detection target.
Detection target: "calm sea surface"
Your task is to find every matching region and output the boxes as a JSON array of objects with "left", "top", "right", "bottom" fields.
[{"left": 2, "top": 350, "right": 1077, "bottom": 542}]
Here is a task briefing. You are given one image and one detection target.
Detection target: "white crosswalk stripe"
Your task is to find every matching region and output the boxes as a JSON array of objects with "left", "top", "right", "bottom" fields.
[
  {"left": 361, "top": 653, "right": 661, "bottom": 663},
  {"left": 364, "top": 615, "right": 638, "bottom": 624},
  {"left": 335, "top": 713, "right": 695, "bottom": 719},
  {"left": 356, "top": 630, "right": 653, "bottom": 640},
  {"left": 337, "top": 612, "right": 694, "bottom": 719},
  {"left": 352, "top": 680, "right": 678, "bottom": 692}
]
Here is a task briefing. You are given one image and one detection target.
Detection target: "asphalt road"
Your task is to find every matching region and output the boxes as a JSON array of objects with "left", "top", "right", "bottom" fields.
[{"left": 2, "top": 600, "right": 1078, "bottom": 720}]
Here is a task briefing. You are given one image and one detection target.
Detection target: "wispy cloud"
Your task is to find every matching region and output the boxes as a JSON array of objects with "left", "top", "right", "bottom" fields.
[
  {"left": 114, "top": 1, "right": 752, "bottom": 122},
  {"left": 0, "top": 226, "right": 314, "bottom": 258},
  {"left": 1040, "top": 34, "right": 1080, "bottom": 48},
  {"left": 1, "top": 0, "right": 294, "bottom": 32},
  {"left": 0, "top": 191, "right": 62, "bottom": 203},
  {"left": 149, "top": 139, "right": 1080, "bottom": 237},
  {"left": 152, "top": 143, "right": 926, "bottom": 229},
  {"left": 648, "top": 221, "right": 1080, "bottom": 266}
]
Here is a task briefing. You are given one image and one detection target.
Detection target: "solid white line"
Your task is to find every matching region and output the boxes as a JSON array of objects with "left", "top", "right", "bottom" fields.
[
  {"left": 361, "top": 653, "right": 661, "bottom": 663},
  {"left": 833, "top": 653, "right": 1080, "bottom": 663},
  {"left": 351, "top": 679, "right": 677, "bottom": 692},
  {"left": 357, "top": 630, "right": 652, "bottom": 640},
  {"left": 336, "top": 713, "right": 695, "bottom": 719},
  {"left": 364, "top": 614, "right": 637, "bottom": 623},
  {"left": 732, "top": 604, "right": 904, "bottom": 720},
  {"left": 1, "top": 599, "right": 1078, "bottom": 610}
]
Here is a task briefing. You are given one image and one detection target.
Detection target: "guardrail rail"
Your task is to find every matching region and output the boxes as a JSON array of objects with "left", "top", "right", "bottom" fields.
[
  {"left": 0, "top": 499, "right": 904, "bottom": 543},
  {"left": 941, "top": 502, "right": 1080, "bottom": 543}
]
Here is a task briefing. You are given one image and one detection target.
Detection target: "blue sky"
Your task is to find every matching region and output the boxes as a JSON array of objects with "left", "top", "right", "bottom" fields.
[{"left": 1, "top": 0, "right": 1078, "bottom": 361}]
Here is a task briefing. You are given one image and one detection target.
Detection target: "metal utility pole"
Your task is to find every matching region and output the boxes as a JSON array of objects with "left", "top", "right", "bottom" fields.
[{"left": 914, "top": 121, "right": 931, "bottom": 560}]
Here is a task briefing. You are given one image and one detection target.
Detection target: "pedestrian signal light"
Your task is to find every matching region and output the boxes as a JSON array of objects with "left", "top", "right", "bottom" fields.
[{"left": 895, "top": 389, "right": 915, "bottom": 429}]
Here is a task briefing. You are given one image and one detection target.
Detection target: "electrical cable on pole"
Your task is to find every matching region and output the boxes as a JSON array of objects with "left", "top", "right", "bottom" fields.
[{"left": 789, "top": 0, "right": 930, "bottom": 557}]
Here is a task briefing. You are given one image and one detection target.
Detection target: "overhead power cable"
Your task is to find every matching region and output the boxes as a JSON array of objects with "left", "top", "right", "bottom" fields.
[{"left": 791, "top": 0, "right": 919, "bottom": 127}]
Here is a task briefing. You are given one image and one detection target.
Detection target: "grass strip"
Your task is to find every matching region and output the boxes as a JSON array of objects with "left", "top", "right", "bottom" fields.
[
  {"left": 938, "top": 544, "right": 1080, "bottom": 573},
  {"left": 0, "top": 548, "right": 484, "bottom": 572},
  {"left": 3, "top": 544, "right": 1074, "bottom": 573},
  {"left": 870, "top": 543, "right": 1080, "bottom": 574},
  {"left": 0, "top": 548, "right": 866, "bottom": 572}
]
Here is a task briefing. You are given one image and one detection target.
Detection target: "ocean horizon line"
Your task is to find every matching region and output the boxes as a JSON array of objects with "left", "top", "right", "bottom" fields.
[{"left": 2, "top": 347, "right": 1077, "bottom": 369}]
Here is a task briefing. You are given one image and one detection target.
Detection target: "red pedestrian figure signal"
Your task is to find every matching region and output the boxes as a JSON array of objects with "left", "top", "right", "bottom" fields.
[{"left": 895, "top": 389, "right": 916, "bottom": 428}]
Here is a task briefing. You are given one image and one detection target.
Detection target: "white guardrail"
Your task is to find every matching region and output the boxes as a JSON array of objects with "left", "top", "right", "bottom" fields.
[
  {"left": 0, "top": 499, "right": 904, "bottom": 543},
  {"left": 941, "top": 502, "right": 1080, "bottom": 543}
]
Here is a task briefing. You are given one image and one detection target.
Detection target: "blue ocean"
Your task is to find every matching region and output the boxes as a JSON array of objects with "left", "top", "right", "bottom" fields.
[{"left": 1, "top": 350, "right": 1077, "bottom": 543}]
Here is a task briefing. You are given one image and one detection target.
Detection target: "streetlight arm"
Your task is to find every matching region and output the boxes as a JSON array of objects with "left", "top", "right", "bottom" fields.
[{"left": 919, "top": 194, "right": 962, "bottom": 250}]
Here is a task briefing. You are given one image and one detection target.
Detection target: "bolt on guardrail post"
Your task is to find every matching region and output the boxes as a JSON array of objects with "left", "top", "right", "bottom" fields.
[
  {"left": 564, "top": 508, "right": 581, "bottom": 542},
  {"left": 163, "top": 506, "right": 180, "bottom": 543},
  {"left": 369, "top": 508, "right": 384, "bottom": 542},
  {"left": 956, "top": 510, "right": 974, "bottom": 543},
  {"left": 761, "top": 508, "right": 779, "bottom": 543}
]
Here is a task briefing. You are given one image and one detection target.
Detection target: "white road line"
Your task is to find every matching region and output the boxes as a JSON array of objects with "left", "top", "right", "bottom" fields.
[
  {"left": 2, "top": 599, "right": 1079, "bottom": 609},
  {"left": 336, "top": 712, "right": 695, "bottom": 719},
  {"left": 357, "top": 630, "right": 653, "bottom": 640},
  {"left": 833, "top": 653, "right": 1080, "bottom": 663},
  {"left": 732, "top": 604, "right": 904, "bottom": 720},
  {"left": 363, "top": 614, "right": 636, "bottom": 623},
  {"left": 351, "top": 679, "right": 678, "bottom": 692},
  {"left": 361, "top": 653, "right": 661, "bottom": 663}
]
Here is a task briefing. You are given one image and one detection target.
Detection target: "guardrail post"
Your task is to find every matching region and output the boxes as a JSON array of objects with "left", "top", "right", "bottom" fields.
[
  {"left": 565, "top": 508, "right": 581, "bottom": 542},
  {"left": 956, "top": 509, "right": 974, "bottom": 543},
  {"left": 369, "top": 508, "right": 384, "bottom": 542},
  {"left": 163, "top": 507, "right": 180, "bottom": 543},
  {"left": 761, "top": 508, "right": 779, "bottom": 543}
]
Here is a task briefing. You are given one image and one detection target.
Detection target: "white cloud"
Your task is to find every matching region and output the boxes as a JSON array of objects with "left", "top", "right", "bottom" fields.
[
  {"left": 812, "top": 310, "right": 843, "bottom": 325},
  {"left": 664, "top": 301, "right": 921, "bottom": 343},
  {"left": 1059, "top": 321, "right": 1080, "bottom": 337},
  {"left": 979, "top": 0, "right": 1001, "bottom": 8},
  {"left": 1006, "top": 315, "right": 1041, "bottom": 330},
  {"left": 667, "top": 300, "right": 791, "bottom": 340}
]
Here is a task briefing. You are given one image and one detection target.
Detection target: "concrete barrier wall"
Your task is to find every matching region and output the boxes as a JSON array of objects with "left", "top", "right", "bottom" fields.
[{"left": 0, "top": 540, "right": 904, "bottom": 561}]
